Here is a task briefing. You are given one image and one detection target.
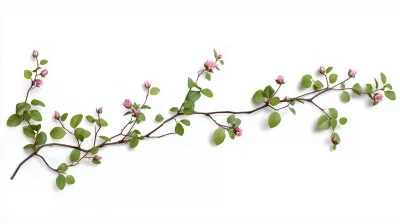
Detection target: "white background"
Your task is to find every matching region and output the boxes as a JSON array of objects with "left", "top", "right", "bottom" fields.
[{"left": 1, "top": 0, "right": 400, "bottom": 223}]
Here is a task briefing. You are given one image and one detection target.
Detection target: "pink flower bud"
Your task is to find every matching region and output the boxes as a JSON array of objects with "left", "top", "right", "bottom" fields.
[
  {"left": 275, "top": 75, "right": 285, "bottom": 84},
  {"left": 94, "top": 155, "right": 102, "bottom": 161},
  {"left": 374, "top": 94, "right": 383, "bottom": 102},
  {"left": 32, "top": 50, "right": 39, "bottom": 58},
  {"left": 97, "top": 107, "right": 103, "bottom": 114},
  {"left": 144, "top": 80, "right": 151, "bottom": 89},
  {"left": 217, "top": 53, "right": 222, "bottom": 59},
  {"left": 41, "top": 69, "right": 48, "bottom": 77},
  {"left": 54, "top": 111, "right": 60, "bottom": 120},
  {"left": 204, "top": 60, "right": 217, "bottom": 72},
  {"left": 235, "top": 128, "right": 242, "bottom": 137},
  {"left": 283, "top": 96, "right": 290, "bottom": 102},
  {"left": 348, "top": 69, "right": 357, "bottom": 78},
  {"left": 33, "top": 79, "right": 43, "bottom": 87},
  {"left": 133, "top": 109, "right": 140, "bottom": 117},
  {"left": 123, "top": 99, "right": 132, "bottom": 108},
  {"left": 332, "top": 137, "right": 341, "bottom": 145},
  {"left": 319, "top": 66, "right": 325, "bottom": 74}
]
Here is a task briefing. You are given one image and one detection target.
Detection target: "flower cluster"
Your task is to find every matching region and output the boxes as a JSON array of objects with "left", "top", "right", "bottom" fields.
[{"left": 5, "top": 49, "right": 396, "bottom": 190}]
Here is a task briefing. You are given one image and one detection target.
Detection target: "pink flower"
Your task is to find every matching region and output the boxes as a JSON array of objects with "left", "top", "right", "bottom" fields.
[
  {"left": 332, "top": 137, "right": 341, "bottom": 145},
  {"left": 235, "top": 128, "right": 242, "bottom": 137},
  {"left": 144, "top": 80, "right": 151, "bottom": 89},
  {"left": 217, "top": 53, "right": 222, "bottom": 59},
  {"left": 319, "top": 66, "right": 325, "bottom": 74},
  {"left": 94, "top": 155, "right": 102, "bottom": 161},
  {"left": 54, "top": 111, "right": 60, "bottom": 120},
  {"left": 375, "top": 94, "right": 383, "bottom": 102},
  {"left": 41, "top": 69, "right": 48, "bottom": 77},
  {"left": 283, "top": 96, "right": 290, "bottom": 102},
  {"left": 275, "top": 75, "right": 285, "bottom": 84},
  {"left": 32, "top": 50, "right": 39, "bottom": 58},
  {"left": 348, "top": 69, "right": 357, "bottom": 78},
  {"left": 33, "top": 79, "right": 43, "bottom": 87},
  {"left": 204, "top": 60, "right": 217, "bottom": 72},
  {"left": 133, "top": 109, "right": 140, "bottom": 117},
  {"left": 123, "top": 99, "right": 132, "bottom": 108}
]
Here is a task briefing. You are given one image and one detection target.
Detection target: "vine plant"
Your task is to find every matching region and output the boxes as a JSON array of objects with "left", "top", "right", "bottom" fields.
[{"left": 6, "top": 50, "right": 396, "bottom": 190}]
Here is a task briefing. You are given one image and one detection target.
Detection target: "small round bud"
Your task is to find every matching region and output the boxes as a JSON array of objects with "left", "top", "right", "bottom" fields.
[
  {"left": 235, "top": 128, "right": 243, "bottom": 137},
  {"left": 374, "top": 93, "right": 383, "bottom": 102},
  {"left": 133, "top": 109, "right": 140, "bottom": 117},
  {"left": 283, "top": 96, "right": 290, "bottom": 102},
  {"left": 94, "top": 155, "right": 102, "bottom": 161},
  {"left": 275, "top": 75, "right": 285, "bottom": 84},
  {"left": 348, "top": 69, "right": 357, "bottom": 78},
  {"left": 144, "top": 80, "right": 151, "bottom": 89},
  {"left": 32, "top": 50, "right": 39, "bottom": 58},
  {"left": 331, "top": 137, "right": 341, "bottom": 145},
  {"left": 33, "top": 79, "right": 43, "bottom": 87},
  {"left": 319, "top": 66, "right": 325, "bottom": 74},
  {"left": 97, "top": 107, "right": 103, "bottom": 114},
  {"left": 41, "top": 69, "right": 48, "bottom": 77},
  {"left": 54, "top": 111, "right": 60, "bottom": 120},
  {"left": 217, "top": 53, "right": 222, "bottom": 59}
]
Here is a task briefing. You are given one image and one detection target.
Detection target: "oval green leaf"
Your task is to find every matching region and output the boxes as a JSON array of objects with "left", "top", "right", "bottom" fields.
[
  {"left": 50, "top": 127, "right": 67, "bottom": 139},
  {"left": 7, "top": 114, "right": 22, "bottom": 127},
  {"left": 268, "top": 112, "right": 281, "bottom": 128},
  {"left": 213, "top": 128, "right": 226, "bottom": 145}
]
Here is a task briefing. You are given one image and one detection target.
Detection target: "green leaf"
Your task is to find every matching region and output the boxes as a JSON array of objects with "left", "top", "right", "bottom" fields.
[
  {"left": 328, "top": 108, "right": 338, "bottom": 119},
  {"left": 7, "top": 114, "right": 22, "bottom": 127},
  {"left": 220, "top": 60, "right": 224, "bottom": 65},
  {"left": 252, "top": 90, "right": 265, "bottom": 104},
  {"left": 325, "top": 66, "right": 333, "bottom": 74},
  {"left": 150, "top": 87, "right": 160, "bottom": 95},
  {"left": 31, "top": 99, "right": 45, "bottom": 107},
  {"left": 329, "top": 73, "right": 338, "bottom": 84},
  {"left": 75, "top": 128, "right": 91, "bottom": 138},
  {"left": 56, "top": 174, "right": 66, "bottom": 190},
  {"left": 227, "top": 115, "right": 235, "bottom": 124},
  {"left": 301, "top": 74, "right": 313, "bottom": 88},
  {"left": 30, "top": 110, "right": 42, "bottom": 121},
  {"left": 16, "top": 102, "right": 31, "bottom": 114},
  {"left": 138, "top": 113, "right": 146, "bottom": 122},
  {"left": 129, "top": 137, "right": 139, "bottom": 148},
  {"left": 32, "top": 124, "right": 41, "bottom": 131},
  {"left": 24, "top": 144, "right": 34, "bottom": 150},
  {"left": 341, "top": 91, "right": 350, "bottom": 103},
  {"left": 24, "top": 70, "right": 32, "bottom": 79},
  {"left": 36, "top": 132, "right": 47, "bottom": 145},
  {"left": 384, "top": 91, "right": 396, "bottom": 100},
  {"left": 66, "top": 175, "right": 75, "bottom": 185},
  {"left": 155, "top": 114, "right": 164, "bottom": 122},
  {"left": 227, "top": 129, "right": 235, "bottom": 139},
  {"left": 92, "top": 158, "right": 102, "bottom": 164},
  {"left": 331, "top": 119, "right": 338, "bottom": 129},
  {"left": 339, "top": 117, "right": 347, "bottom": 125},
  {"left": 333, "top": 145, "right": 337, "bottom": 150},
  {"left": 132, "top": 102, "right": 140, "bottom": 110},
  {"left": 270, "top": 97, "right": 280, "bottom": 106},
  {"left": 186, "top": 90, "right": 201, "bottom": 102},
  {"left": 23, "top": 126, "right": 36, "bottom": 138},
  {"left": 61, "top": 113, "right": 68, "bottom": 122},
  {"left": 170, "top": 107, "right": 179, "bottom": 112},
  {"left": 374, "top": 78, "right": 379, "bottom": 89},
  {"left": 268, "top": 112, "right": 281, "bottom": 128},
  {"left": 366, "top": 84, "right": 373, "bottom": 94},
  {"left": 40, "top": 59, "right": 48, "bottom": 65},
  {"left": 188, "top": 77, "right": 199, "bottom": 89},
  {"left": 213, "top": 49, "right": 218, "bottom": 59},
  {"left": 23, "top": 111, "right": 31, "bottom": 122},
  {"left": 201, "top": 88, "right": 213, "bottom": 98},
  {"left": 206, "top": 73, "right": 211, "bottom": 81},
  {"left": 183, "top": 108, "right": 195, "bottom": 115},
  {"left": 70, "top": 149, "right": 81, "bottom": 162},
  {"left": 58, "top": 163, "right": 68, "bottom": 172},
  {"left": 380, "top": 72, "right": 387, "bottom": 84},
  {"left": 86, "top": 115, "right": 95, "bottom": 123},
  {"left": 213, "top": 128, "right": 226, "bottom": 145},
  {"left": 99, "top": 136, "right": 110, "bottom": 142},
  {"left": 175, "top": 123, "right": 184, "bottom": 136},
  {"left": 313, "top": 80, "right": 324, "bottom": 89},
  {"left": 141, "top": 105, "right": 151, "bottom": 109},
  {"left": 97, "top": 118, "right": 108, "bottom": 127},
  {"left": 70, "top": 114, "right": 83, "bottom": 129},
  {"left": 263, "top": 85, "right": 275, "bottom": 99},
  {"left": 50, "top": 127, "right": 67, "bottom": 139},
  {"left": 289, "top": 107, "right": 296, "bottom": 115},
  {"left": 90, "top": 147, "right": 99, "bottom": 154},
  {"left": 182, "top": 101, "right": 194, "bottom": 108},
  {"left": 180, "top": 119, "right": 190, "bottom": 126},
  {"left": 352, "top": 83, "right": 362, "bottom": 95},
  {"left": 231, "top": 118, "right": 241, "bottom": 126},
  {"left": 331, "top": 132, "right": 341, "bottom": 141},
  {"left": 317, "top": 115, "right": 331, "bottom": 130},
  {"left": 384, "top": 84, "right": 393, "bottom": 90}
]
